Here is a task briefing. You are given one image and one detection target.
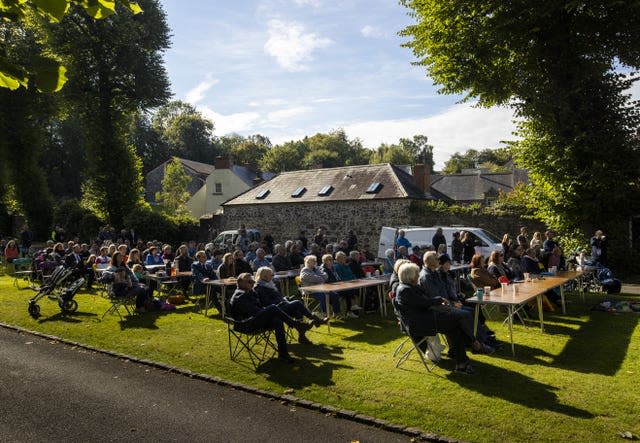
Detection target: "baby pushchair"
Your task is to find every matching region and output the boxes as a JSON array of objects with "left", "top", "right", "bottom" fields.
[{"left": 28, "top": 265, "right": 84, "bottom": 318}]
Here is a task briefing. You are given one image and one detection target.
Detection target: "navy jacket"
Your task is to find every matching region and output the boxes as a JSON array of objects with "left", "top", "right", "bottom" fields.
[
  {"left": 229, "top": 289, "right": 262, "bottom": 321},
  {"left": 394, "top": 283, "right": 442, "bottom": 336},
  {"left": 254, "top": 283, "right": 284, "bottom": 307}
]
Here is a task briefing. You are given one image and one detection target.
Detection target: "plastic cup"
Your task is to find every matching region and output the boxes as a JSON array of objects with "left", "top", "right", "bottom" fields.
[
  {"left": 375, "top": 270, "right": 380, "bottom": 276},
  {"left": 484, "top": 286, "right": 492, "bottom": 297},
  {"left": 365, "top": 271, "right": 371, "bottom": 278},
  {"left": 476, "top": 288, "right": 484, "bottom": 301},
  {"left": 524, "top": 272, "right": 530, "bottom": 282},
  {"left": 501, "top": 282, "right": 508, "bottom": 295}
]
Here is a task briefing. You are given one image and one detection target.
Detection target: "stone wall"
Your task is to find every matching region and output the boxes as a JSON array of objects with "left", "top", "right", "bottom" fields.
[
  {"left": 212, "top": 199, "right": 546, "bottom": 249},
  {"left": 221, "top": 199, "right": 413, "bottom": 247}
]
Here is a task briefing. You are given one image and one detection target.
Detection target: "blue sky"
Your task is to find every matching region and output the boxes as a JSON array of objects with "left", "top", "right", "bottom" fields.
[{"left": 160, "top": 0, "right": 517, "bottom": 168}]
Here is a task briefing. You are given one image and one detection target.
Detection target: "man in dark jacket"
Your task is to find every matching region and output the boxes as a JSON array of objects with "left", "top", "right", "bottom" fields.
[{"left": 229, "top": 273, "right": 312, "bottom": 363}]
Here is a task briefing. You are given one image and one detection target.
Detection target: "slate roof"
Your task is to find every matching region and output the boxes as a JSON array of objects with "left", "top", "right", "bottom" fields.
[
  {"left": 230, "top": 165, "right": 277, "bottom": 187},
  {"left": 430, "top": 171, "right": 522, "bottom": 202},
  {"left": 177, "top": 158, "right": 215, "bottom": 178},
  {"left": 223, "top": 163, "right": 433, "bottom": 206}
]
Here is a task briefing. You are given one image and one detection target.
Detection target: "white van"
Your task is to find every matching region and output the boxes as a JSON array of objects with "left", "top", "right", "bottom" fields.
[
  {"left": 213, "top": 229, "right": 261, "bottom": 247},
  {"left": 378, "top": 226, "right": 503, "bottom": 259}
]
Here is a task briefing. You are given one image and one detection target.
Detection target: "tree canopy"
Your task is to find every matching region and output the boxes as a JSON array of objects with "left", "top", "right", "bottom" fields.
[
  {"left": 442, "top": 147, "right": 511, "bottom": 174},
  {"left": 0, "top": 0, "right": 143, "bottom": 91},
  {"left": 400, "top": 0, "right": 640, "bottom": 260}
]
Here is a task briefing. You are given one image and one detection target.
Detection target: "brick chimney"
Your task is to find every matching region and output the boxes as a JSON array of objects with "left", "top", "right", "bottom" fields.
[
  {"left": 214, "top": 156, "right": 233, "bottom": 169},
  {"left": 412, "top": 164, "right": 430, "bottom": 194}
]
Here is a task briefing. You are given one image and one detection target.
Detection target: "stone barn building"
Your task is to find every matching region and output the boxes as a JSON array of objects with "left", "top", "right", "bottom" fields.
[{"left": 221, "top": 163, "right": 434, "bottom": 247}]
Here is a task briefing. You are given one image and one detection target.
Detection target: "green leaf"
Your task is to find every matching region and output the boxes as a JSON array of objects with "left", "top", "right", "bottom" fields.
[
  {"left": 33, "top": 62, "right": 68, "bottom": 92},
  {"left": 82, "top": 0, "right": 115, "bottom": 19},
  {"left": 0, "top": 70, "right": 26, "bottom": 90},
  {"left": 120, "top": 0, "right": 142, "bottom": 14},
  {"left": 33, "top": 0, "right": 69, "bottom": 22}
]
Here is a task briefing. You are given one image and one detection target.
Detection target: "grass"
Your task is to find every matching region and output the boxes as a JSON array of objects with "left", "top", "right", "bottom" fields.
[{"left": 1, "top": 273, "right": 639, "bottom": 442}]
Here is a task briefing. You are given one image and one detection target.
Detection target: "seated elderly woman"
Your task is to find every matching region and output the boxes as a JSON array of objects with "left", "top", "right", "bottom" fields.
[
  {"left": 395, "top": 262, "right": 493, "bottom": 375},
  {"left": 230, "top": 273, "right": 312, "bottom": 363},
  {"left": 469, "top": 254, "right": 500, "bottom": 290},
  {"left": 301, "top": 255, "right": 341, "bottom": 317},
  {"left": 254, "top": 266, "right": 327, "bottom": 344}
]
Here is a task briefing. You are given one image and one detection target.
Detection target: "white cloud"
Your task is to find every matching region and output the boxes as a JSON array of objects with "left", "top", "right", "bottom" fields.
[
  {"left": 292, "top": 0, "right": 321, "bottom": 7},
  {"left": 248, "top": 98, "right": 289, "bottom": 107},
  {"left": 342, "top": 103, "right": 518, "bottom": 169},
  {"left": 361, "top": 25, "right": 383, "bottom": 39},
  {"left": 185, "top": 78, "right": 218, "bottom": 104},
  {"left": 264, "top": 19, "right": 333, "bottom": 71},
  {"left": 198, "top": 105, "right": 261, "bottom": 134},
  {"left": 264, "top": 106, "right": 314, "bottom": 128}
]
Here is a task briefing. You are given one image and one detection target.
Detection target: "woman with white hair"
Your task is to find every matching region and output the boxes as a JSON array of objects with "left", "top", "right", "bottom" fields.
[
  {"left": 300, "top": 255, "right": 341, "bottom": 318},
  {"left": 254, "top": 266, "right": 327, "bottom": 343},
  {"left": 395, "top": 262, "right": 493, "bottom": 375}
]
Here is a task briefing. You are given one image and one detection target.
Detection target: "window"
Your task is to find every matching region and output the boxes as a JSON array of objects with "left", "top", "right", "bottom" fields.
[
  {"left": 213, "top": 182, "right": 223, "bottom": 194},
  {"left": 318, "top": 185, "right": 333, "bottom": 196},
  {"left": 366, "top": 182, "right": 383, "bottom": 194},
  {"left": 255, "top": 189, "right": 270, "bottom": 200},
  {"left": 291, "top": 187, "right": 306, "bottom": 198}
]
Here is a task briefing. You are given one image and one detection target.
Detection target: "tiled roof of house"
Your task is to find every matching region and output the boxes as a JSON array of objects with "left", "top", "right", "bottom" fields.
[
  {"left": 230, "top": 165, "right": 277, "bottom": 187},
  {"left": 223, "top": 163, "right": 433, "bottom": 206},
  {"left": 177, "top": 158, "right": 215, "bottom": 178}
]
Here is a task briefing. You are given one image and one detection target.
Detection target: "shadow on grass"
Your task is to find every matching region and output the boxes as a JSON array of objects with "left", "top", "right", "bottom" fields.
[
  {"left": 552, "top": 311, "right": 639, "bottom": 375},
  {"left": 257, "top": 344, "right": 352, "bottom": 389},
  {"left": 38, "top": 310, "right": 98, "bottom": 324},
  {"left": 117, "top": 304, "right": 195, "bottom": 330},
  {"left": 449, "top": 361, "right": 594, "bottom": 418},
  {"left": 338, "top": 318, "right": 400, "bottom": 345}
]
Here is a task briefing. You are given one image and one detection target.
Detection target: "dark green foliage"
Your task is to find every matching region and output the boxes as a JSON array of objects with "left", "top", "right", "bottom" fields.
[
  {"left": 52, "top": 199, "right": 103, "bottom": 241},
  {"left": 0, "top": 22, "right": 55, "bottom": 237},
  {"left": 400, "top": 0, "right": 640, "bottom": 269},
  {"left": 47, "top": 0, "right": 171, "bottom": 226},
  {"left": 122, "top": 206, "right": 197, "bottom": 245},
  {"left": 151, "top": 101, "right": 216, "bottom": 167},
  {"left": 442, "top": 147, "right": 512, "bottom": 174},
  {"left": 369, "top": 135, "right": 435, "bottom": 170}
]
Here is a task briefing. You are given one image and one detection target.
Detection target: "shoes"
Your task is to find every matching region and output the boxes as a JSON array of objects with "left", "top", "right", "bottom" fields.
[
  {"left": 485, "top": 327, "right": 496, "bottom": 336},
  {"left": 298, "top": 335, "right": 312, "bottom": 345},
  {"left": 296, "top": 321, "right": 313, "bottom": 332},
  {"left": 346, "top": 311, "right": 359, "bottom": 319},
  {"left": 333, "top": 313, "right": 344, "bottom": 320},
  {"left": 278, "top": 354, "right": 295, "bottom": 364},
  {"left": 312, "top": 315, "right": 329, "bottom": 327},
  {"left": 351, "top": 304, "right": 362, "bottom": 311},
  {"left": 471, "top": 342, "right": 495, "bottom": 355},
  {"left": 454, "top": 364, "right": 477, "bottom": 375}
]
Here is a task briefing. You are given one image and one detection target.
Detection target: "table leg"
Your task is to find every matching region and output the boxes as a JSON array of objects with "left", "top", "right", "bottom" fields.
[
  {"left": 221, "top": 287, "right": 226, "bottom": 318},
  {"left": 377, "top": 284, "right": 384, "bottom": 319},
  {"left": 473, "top": 304, "right": 479, "bottom": 336},
  {"left": 325, "top": 292, "right": 331, "bottom": 334},
  {"left": 560, "top": 284, "right": 566, "bottom": 315},
  {"left": 508, "top": 305, "right": 515, "bottom": 356},
  {"left": 537, "top": 294, "right": 544, "bottom": 333},
  {"left": 204, "top": 284, "right": 210, "bottom": 317}
]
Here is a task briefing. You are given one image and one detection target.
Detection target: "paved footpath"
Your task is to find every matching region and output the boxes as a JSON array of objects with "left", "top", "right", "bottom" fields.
[{"left": 0, "top": 327, "right": 413, "bottom": 443}]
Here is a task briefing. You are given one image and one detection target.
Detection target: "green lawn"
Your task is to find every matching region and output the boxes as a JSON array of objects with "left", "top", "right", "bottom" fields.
[{"left": 1, "top": 274, "right": 639, "bottom": 442}]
